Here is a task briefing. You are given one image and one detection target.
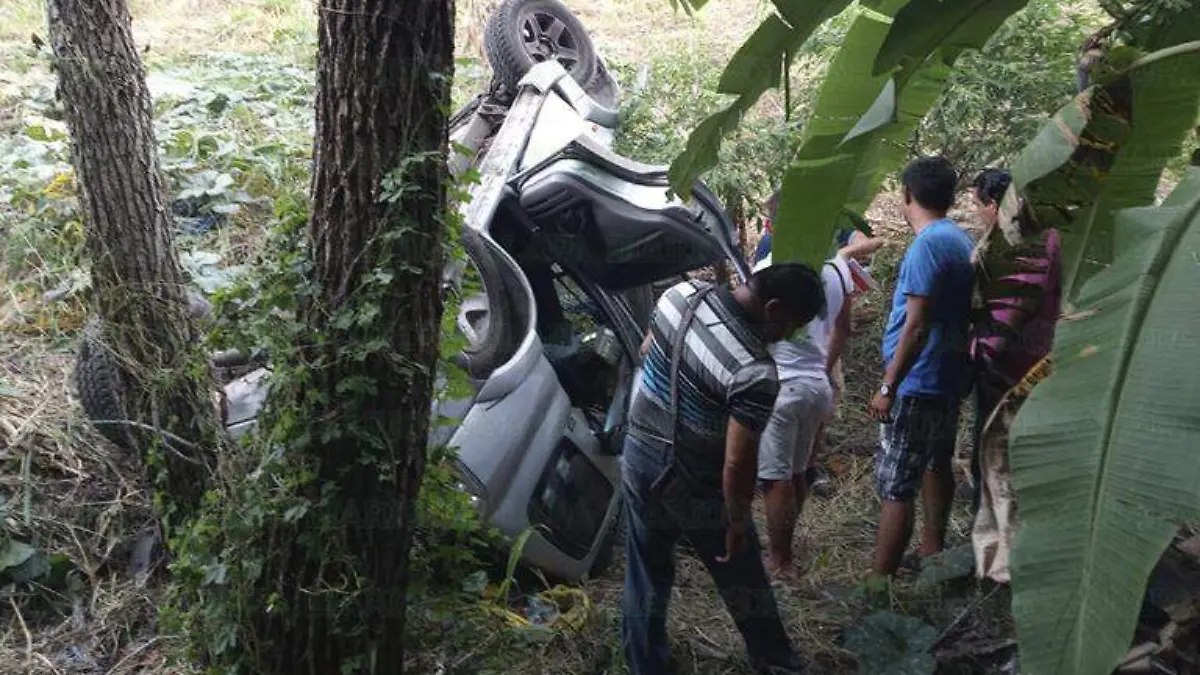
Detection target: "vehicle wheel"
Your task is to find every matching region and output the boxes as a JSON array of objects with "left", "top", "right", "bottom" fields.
[
  {"left": 75, "top": 291, "right": 214, "bottom": 449},
  {"left": 484, "top": 0, "right": 598, "bottom": 91},
  {"left": 75, "top": 318, "right": 133, "bottom": 449},
  {"left": 456, "top": 228, "right": 520, "bottom": 380}
]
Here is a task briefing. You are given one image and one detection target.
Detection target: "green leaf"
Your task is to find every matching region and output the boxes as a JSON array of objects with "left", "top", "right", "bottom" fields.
[
  {"left": 667, "top": 98, "right": 752, "bottom": 196},
  {"left": 1009, "top": 171, "right": 1200, "bottom": 675},
  {"left": 916, "top": 543, "right": 975, "bottom": 587},
  {"left": 0, "top": 540, "right": 49, "bottom": 585},
  {"left": 0, "top": 540, "right": 37, "bottom": 571},
  {"left": 717, "top": 15, "right": 791, "bottom": 96},
  {"left": 843, "top": 611, "right": 937, "bottom": 675},
  {"left": 1004, "top": 44, "right": 1200, "bottom": 302},
  {"left": 668, "top": 0, "right": 855, "bottom": 193},
  {"left": 844, "top": 51, "right": 951, "bottom": 215},
  {"left": 842, "top": 78, "right": 897, "bottom": 144},
  {"left": 771, "top": 0, "right": 855, "bottom": 33},
  {"left": 775, "top": 45, "right": 950, "bottom": 264},
  {"left": 772, "top": 153, "right": 861, "bottom": 268},
  {"left": 462, "top": 569, "right": 488, "bottom": 597},
  {"left": 873, "top": 0, "right": 1031, "bottom": 76},
  {"left": 803, "top": 5, "right": 895, "bottom": 141}
]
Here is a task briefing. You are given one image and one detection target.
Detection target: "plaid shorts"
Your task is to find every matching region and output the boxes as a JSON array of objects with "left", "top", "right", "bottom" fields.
[{"left": 875, "top": 396, "right": 961, "bottom": 501}]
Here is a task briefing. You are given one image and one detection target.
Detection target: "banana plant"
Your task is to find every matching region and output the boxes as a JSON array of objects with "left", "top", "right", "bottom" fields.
[
  {"left": 1001, "top": 23, "right": 1200, "bottom": 672},
  {"left": 1007, "top": 160, "right": 1200, "bottom": 675},
  {"left": 998, "top": 26, "right": 1200, "bottom": 304},
  {"left": 667, "top": 0, "right": 1034, "bottom": 268}
]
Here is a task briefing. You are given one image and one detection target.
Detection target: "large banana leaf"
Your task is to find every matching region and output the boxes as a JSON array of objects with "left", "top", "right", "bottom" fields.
[
  {"left": 1008, "top": 165, "right": 1200, "bottom": 675},
  {"left": 874, "top": 0, "right": 1031, "bottom": 78},
  {"left": 772, "top": 4, "right": 950, "bottom": 267},
  {"left": 843, "top": 52, "right": 951, "bottom": 216},
  {"left": 1000, "top": 20, "right": 1200, "bottom": 304}
]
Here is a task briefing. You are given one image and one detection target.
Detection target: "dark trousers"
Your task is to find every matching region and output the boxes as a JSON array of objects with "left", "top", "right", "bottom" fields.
[{"left": 620, "top": 435, "right": 801, "bottom": 674}]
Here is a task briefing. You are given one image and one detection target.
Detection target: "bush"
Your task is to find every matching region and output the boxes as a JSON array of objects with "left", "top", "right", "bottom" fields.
[{"left": 917, "top": 0, "right": 1104, "bottom": 176}]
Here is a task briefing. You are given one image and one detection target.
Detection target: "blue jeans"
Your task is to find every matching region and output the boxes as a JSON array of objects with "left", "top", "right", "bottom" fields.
[{"left": 620, "top": 435, "right": 802, "bottom": 674}]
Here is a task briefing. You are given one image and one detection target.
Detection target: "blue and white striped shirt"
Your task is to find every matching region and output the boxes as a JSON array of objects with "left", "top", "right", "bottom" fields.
[{"left": 627, "top": 280, "right": 779, "bottom": 487}]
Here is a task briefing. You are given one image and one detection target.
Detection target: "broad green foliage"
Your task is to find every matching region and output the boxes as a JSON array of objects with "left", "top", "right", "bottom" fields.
[
  {"left": 771, "top": 4, "right": 897, "bottom": 267},
  {"left": 874, "top": 0, "right": 1031, "bottom": 78},
  {"left": 843, "top": 51, "right": 950, "bottom": 216},
  {"left": 773, "top": 3, "right": 965, "bottom": 268},
  {"left": 1008, "top": 166, "right": 1200, "bottom": 675},
  {"left": 0, "top": 52, "right": 314, "bottom": 302},
  {"left": 1000, "top": 33, "right": 1200, "bottom": 303},
  {"left": 669, "top": 0, "right": 1033, "bottom": 269},
  {"left": 612, "top": 53, "right": 803, "bottom": 223}
]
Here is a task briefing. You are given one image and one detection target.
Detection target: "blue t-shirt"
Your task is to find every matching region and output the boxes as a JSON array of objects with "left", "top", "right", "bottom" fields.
[{"left": 881, "top": 218, "right": 975, "bottom": 399}]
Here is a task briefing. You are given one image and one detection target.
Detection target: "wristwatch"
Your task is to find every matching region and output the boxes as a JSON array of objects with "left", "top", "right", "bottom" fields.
[{"left": 879, "top": 382, "right": 893, "bottom": 397}]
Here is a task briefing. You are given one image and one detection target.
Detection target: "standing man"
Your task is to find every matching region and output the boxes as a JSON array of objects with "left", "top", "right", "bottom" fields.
[
  {"left": 868, "top": 156, "right": 975, "bottom": 578},
  {"left": 623, "top": 263, "right": 826, "bottom": 675},
  {"left": 753, "top": 232, "right": 885, "bottom": 579}
]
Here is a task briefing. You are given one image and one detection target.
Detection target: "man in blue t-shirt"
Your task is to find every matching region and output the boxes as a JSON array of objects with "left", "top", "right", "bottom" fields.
[{"left": 867, "top": 156, "right": 976, "bottom": 578}]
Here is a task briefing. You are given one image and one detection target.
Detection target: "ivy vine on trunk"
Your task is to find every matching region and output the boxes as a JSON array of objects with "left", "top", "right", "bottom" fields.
[{"left": 167, "top": 1, "right": 455, "bottom": 672}]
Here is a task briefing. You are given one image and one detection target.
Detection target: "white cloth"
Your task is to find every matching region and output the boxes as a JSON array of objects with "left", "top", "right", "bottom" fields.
[{"left": 752, "top": 254, "right": 851, "bottom": 383}]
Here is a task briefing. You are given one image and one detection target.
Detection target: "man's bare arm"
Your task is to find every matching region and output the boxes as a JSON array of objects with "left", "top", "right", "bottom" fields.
[
  {"left": 825, "top": 299, "right": 852, "bottom": 378},
  {"left": 639, "top": 330, "right": 653, "bottom": 359},
  {"left": 723, "top": 418, "right": 761, "bottom": 528}
]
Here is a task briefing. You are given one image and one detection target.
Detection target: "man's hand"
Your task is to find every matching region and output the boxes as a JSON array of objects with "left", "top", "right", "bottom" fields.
[
  {"left": 716, "top": 521, "right": 749, "bottom": 563},
  {"left": 839, "top": 235, "right": 887, "bottom": 263},
  {"left": 639, "top": 330, "right": 653, "bottom": 359},
  {"left": 868, "top": 391, "right": 894, "bottom": 422}
]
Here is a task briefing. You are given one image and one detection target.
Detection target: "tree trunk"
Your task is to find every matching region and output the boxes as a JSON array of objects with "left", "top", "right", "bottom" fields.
[
  {"left": 47, "top": 0, "right": 219, "bottom": 515},
  {"left": 246, "top": 1, "right": 454, "bottom": 672}
]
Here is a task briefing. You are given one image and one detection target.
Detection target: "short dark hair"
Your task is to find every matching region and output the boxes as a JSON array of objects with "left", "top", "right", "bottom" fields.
[
  {"left": 749, "top": 262, "right": 826, "bottom": 323},
  {"left": 901, "top": 156, "right": 957, "bottom": 213},
  {"left": 972, "top": 168, "right": 1012, "bottom": 206}
]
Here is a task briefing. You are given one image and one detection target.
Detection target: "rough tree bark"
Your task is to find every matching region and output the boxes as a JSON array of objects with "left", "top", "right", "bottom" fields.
[
  {"left": 47, "top": 0, "right": 219, "bottom": 515},
  {"left": 246, "top": 1, "right": 454, "bottom": 672}
]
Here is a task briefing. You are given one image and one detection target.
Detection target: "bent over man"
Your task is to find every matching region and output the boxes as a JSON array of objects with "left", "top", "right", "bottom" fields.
[{"left": 622, "top": 263, "right": 825, "bottom": 675}]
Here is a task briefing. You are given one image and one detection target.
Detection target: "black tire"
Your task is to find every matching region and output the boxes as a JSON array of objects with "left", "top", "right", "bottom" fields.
[
  {"left": 75, "top": 291, "right": 212, "bottom": 448},
  {"left": 484, "top": 0, "right": 598, "bottom": 91},
  {"left": 75, "top": 318, "right": 133, "bottom": 449},
  {"left": 457, "top": 228, "right": 520, "bottom": 380}
]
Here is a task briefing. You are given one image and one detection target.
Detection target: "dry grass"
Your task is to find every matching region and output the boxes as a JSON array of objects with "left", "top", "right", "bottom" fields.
[{"left": 0, "top": 334, "right": 173, "bottom": 674}]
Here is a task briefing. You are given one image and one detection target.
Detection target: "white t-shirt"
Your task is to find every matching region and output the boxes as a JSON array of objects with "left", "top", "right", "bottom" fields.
[{"left": 752, "top": 253, "right": 851, "bottom": 382}]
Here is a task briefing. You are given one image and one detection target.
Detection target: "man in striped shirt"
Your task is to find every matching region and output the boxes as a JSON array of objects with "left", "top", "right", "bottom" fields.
[{"left": 621, "top": 263, "right": 826, "bottom": 675}]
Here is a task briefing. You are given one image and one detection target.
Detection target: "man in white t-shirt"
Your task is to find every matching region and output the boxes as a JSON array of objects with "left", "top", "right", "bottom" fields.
[{"left": 753, "top": 236, "right": 884, "bottom": 577}]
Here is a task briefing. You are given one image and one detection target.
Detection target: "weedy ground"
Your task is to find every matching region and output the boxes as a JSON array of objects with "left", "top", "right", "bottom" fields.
[{"left": 1, "top": 1, "right": 1016, "bottom": 673}]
